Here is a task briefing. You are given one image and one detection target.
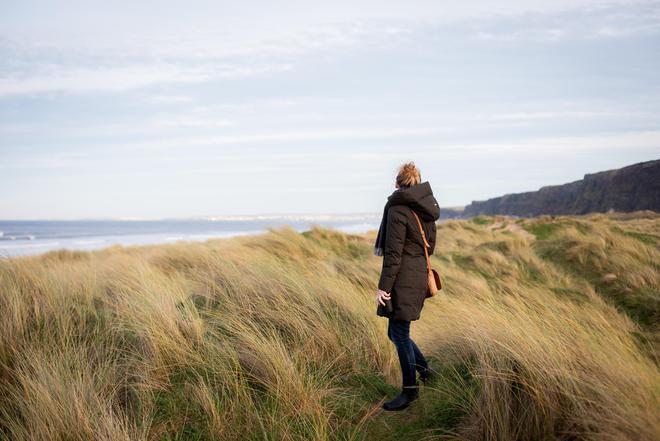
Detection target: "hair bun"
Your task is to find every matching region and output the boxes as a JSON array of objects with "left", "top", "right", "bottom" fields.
[{"left": 396, "top": 162, "right": 421, "bottom": 187}]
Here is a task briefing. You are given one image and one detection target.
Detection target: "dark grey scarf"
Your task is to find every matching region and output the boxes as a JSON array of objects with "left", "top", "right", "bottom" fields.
[{"left": 374, "top": 188, "right": 402, "bottom": 256}]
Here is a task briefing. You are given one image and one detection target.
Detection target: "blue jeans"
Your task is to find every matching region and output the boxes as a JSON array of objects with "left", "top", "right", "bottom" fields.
[{"left": 387, "top": 318, "right": 428, "bottom": 387}]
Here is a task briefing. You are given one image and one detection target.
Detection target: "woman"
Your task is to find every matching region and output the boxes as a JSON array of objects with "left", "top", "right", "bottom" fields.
[{"left": 374, "top": 162, "right": 440, "bottom": 411}]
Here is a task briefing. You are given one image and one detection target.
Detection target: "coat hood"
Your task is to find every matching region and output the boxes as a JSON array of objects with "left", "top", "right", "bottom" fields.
[{"left": 387, "top": 181, "right": 440, "bottom": 222}]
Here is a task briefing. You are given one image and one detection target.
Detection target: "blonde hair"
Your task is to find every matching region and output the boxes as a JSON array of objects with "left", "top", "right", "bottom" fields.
[{"left": 396, "top": 162, "right": 421, "bottom": 188}]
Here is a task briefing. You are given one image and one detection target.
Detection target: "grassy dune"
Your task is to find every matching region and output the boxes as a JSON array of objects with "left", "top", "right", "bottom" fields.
[{"left": 0, "top": 212, "right": 658, "bottom": 440}]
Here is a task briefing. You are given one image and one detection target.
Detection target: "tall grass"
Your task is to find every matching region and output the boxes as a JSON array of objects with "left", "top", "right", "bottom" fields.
[{"left": 0, "top": 214, "right": 658, "bottom": 440}]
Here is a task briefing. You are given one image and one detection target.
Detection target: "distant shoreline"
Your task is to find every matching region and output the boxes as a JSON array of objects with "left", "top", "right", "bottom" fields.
[{"left": 0, "top": 218, "right": 382, "bottom": 259}]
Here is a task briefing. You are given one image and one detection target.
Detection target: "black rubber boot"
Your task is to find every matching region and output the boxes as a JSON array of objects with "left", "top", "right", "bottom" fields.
[{"left": 382, "top": 383, "right": 419, "bottom": 411}]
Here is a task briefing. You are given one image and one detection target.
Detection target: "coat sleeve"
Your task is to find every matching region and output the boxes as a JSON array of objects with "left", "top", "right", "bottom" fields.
[
  {"left": 377, "top": 207, "right": 407, "bottom": 293},
  {"left": 428, "top": 221, "right": 437, "bottom": 256}
]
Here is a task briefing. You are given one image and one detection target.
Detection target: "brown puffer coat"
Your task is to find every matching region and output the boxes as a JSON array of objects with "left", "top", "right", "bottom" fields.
[{"left": 377, "top": 181, "right": 440, "bottom": 321}]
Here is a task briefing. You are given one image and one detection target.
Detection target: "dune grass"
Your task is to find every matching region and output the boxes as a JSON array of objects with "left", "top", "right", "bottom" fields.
[{"left": 0, "top": 212, "right": 658, "bottom": 440}]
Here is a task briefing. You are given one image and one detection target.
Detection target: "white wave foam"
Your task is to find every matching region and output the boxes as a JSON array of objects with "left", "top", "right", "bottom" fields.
[
  {"left": 191, "top": 230, "right": 265, "bottom": 239},
  {"left": 72, "top": 239, "right": 106, "bottom": 245},
  {"left": 335, "top": 223, "right": 380, "bottom": 234},
  {"left": 203, "top": 213, "right": 381, "bottom": 222},
  {"left": 0, "top": 241, "right": 60, "bottom": 250}
]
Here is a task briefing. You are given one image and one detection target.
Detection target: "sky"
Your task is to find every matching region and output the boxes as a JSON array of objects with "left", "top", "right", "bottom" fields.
[{"left": 1, "top": 0, "right": 659, "bottom": 219}]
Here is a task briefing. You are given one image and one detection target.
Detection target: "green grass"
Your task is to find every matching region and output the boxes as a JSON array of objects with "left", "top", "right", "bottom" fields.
[
  {"left": 363, "top": 358, "right": 479, "bottom": 440},
  {"left": 522, "top": 221, "right": 564, "bottom": 240},
  {"left": 611, "top": 226, "right": 660, "bottom": 246},
  {"left": 471, "top": 216, "right": 495, "bottom": 226},
  {"left": 533, "top": 228, "right": 659, "bottom": 330},
  {"left": 550, "top": 286, "right": 591, "bottom": 304},
  {"left": 0, "top": 213, "right": 658, "bottom": 441}
]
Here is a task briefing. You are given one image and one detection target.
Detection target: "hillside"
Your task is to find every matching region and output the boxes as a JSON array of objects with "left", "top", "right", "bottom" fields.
[
  {"left": 460, "top": 159, "right": 660, "bottom": 217},
  {"left": 0, "top": 212, "right": 659, "bottom": 440}
]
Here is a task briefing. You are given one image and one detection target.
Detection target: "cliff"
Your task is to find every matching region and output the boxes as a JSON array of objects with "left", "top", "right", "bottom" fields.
[{"left": 462, "top": 159, "right": 660, "bottom": 217}]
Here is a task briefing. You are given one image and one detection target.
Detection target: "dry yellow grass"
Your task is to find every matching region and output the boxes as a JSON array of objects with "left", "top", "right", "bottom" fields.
[{"left": 0, "top": 213, "right": 658, "bottom": 440}]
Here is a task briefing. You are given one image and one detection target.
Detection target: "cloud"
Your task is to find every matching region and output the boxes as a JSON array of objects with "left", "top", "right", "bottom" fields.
[
  {"left": 114, "top": 127, "right": 450, "bottom": 151},
  {"left": 1, "top": 1, "right": 657, "bottom": 99},
  {"left": 1, "top": 0, "right": 659, "bottom": 219},
  {"left": 0, "top": 61, "right": 292, "bottom": 97},
  {"left": 423, "top": 130, "right": 660, "bottom": 153},
  {"left": 147, "top": 94, "right": 195, "bottom": 104},
  {"left": 0, "top": 21, "right": 404, "bottom": 98},
  {"left": 469, "top": 1, "right": 660, "bottom": 42}
]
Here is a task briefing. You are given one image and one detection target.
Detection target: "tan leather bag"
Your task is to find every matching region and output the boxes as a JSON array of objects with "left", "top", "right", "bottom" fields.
[{"left": 410, "top": 208, "right": 442, "bottom": 297}]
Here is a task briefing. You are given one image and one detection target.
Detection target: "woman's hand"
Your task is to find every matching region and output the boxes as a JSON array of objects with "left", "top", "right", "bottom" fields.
[{"left": 376, "top": 289, "right": 391, "bottom": 306}]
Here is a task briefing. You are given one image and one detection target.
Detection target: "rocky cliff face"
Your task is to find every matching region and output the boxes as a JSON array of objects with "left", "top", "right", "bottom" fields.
[{"left": 462, "top": 159, "right": 660, "bottom": 217}]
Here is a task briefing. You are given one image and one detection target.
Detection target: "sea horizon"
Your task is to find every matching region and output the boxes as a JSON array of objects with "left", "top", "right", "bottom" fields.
[{"left": 0, "top": 214, "right": 385, "bottom": 258}]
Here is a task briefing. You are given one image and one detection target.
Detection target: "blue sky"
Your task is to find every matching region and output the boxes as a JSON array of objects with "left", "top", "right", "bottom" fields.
[{"left": 1, "top": 0, "right": 659, "bottom": 219}]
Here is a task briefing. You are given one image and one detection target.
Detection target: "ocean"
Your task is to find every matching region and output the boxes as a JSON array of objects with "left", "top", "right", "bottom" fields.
[{"left": 0, "top": 214, "right": 382, "bottom": 258}]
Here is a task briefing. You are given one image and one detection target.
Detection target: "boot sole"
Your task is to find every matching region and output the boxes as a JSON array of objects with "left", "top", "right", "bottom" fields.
[{"left": 382, "top": 402, "right": 411, "bottom": 411}]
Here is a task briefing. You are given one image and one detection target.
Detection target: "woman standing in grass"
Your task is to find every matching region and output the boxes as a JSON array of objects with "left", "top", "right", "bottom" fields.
[{"left": 374, "top": 162, "right": 440, "bottom": 411}]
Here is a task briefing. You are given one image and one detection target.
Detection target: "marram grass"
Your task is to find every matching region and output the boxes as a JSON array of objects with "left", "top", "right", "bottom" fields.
[{"left": 0, "top": 213, "right": 658, "bottom": 441}]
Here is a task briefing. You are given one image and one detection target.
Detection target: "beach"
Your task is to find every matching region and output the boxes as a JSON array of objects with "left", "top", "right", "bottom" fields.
[{"left": 0, "top": 214, "right": 382, "bottom": 258}]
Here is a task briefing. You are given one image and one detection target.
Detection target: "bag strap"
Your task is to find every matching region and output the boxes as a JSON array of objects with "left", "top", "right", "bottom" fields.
[{"left": 409, "top": 208, "right": 432, "bottom": 273}]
